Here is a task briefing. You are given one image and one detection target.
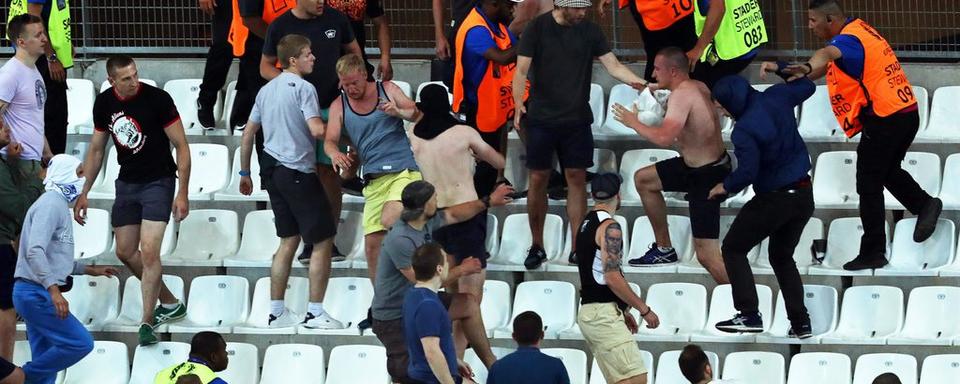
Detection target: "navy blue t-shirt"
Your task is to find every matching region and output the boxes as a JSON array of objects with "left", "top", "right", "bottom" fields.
[
  {"left": 403, "top": 287, "right": 460, "bottom": 384},
  {"left": 487, "top": 347, "right": 570, "bottom": 384}
]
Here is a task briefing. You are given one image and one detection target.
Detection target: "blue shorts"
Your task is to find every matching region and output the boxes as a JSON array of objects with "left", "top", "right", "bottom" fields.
[{"left": 111, "top": 177, "right": 175, "bottom": 227}]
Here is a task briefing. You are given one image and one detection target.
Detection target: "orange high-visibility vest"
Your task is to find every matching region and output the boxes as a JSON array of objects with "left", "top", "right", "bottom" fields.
[
  {"left": 617, "top": 0, "right": 693, "bottom": 31},
  {"left": 452, "top": 8, "right": 528, "bottom": 133},
  {"left": 826, "top": 18, "right": 916, "bottom": 138},
  {"left": 228, "top": 0, "right": 297, "bottom": 57}
]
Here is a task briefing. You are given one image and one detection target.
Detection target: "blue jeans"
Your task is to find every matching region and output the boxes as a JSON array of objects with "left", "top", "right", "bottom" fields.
[{"left": 13, "top": 280, "right": 93, "bottom": 384}]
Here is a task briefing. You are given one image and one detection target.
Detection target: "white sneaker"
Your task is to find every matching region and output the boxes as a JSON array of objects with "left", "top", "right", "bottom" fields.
[
  {"left": 268, "top": 309, "right": 300, "bottom": 328},
  {"left": 302, "top": 311, "right": 345, "bottom": 329}
]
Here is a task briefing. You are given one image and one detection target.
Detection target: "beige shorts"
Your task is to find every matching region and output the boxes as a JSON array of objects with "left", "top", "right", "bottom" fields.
[{"left": 578, "top": 302, "right": 648, "bottom": 383}]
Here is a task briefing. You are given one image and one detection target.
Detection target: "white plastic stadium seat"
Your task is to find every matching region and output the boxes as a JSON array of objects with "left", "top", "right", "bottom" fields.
[
  {"left": 486, "top": 214, "right": 500, "bottom": 258},
  {"left": 487, "top": 213, "right": 563, "bottom": 271},
  {"left": 618, "top": 149, "right": 681, "bottom": 205},
  {"left": 67, "top": 78, "right": 96, "bottom": 134},
  {"left": 416, "top": 81, "right": 452, "bottom": 103},
  {"left": 820, "top": 285, "right": 903, "bottom": 345},
  {"left": 787, "top": 352, "right": 852, "bottom": 384},
  {"left": 62, "top": 275, "right": 120, "bottom": 331},
  {"left": 223, "top": 210, "right": 284, "bottom": 268},
  {"left": 105, "top": 275, "right": 184, "bottom": 332},
  {"left": 552, "top": 214, "right": 628, "bottom": 272},
  {"left": 941, "top": 241, "right": 960, "bottom": 277},
  {"left": 168, "top": 275, "right": 250, "bottom": 333},
  {"left": 66, "top": 141, "right": 92, "bottom": 163},
  {"left": 917, "top": 86, "right": 960, "bottom": 143},
  {"left": 465, "top": 347, "right": 514, "bottom": 384},
  {"left": 807, "top": 217, "right": 889, "bottom": 276},
  {"left": 600, "top": 84, "right": 641, "bottom": 137},
  {"left": 542, "top": 348, "right": 588, "bottom": 384},
  {"left": 493, "top": 281, "right": 576, "bottom": 339},
  {"left": 635, "top": 282, "right": 707, "bottom": 342},
  {"left": 877, "top": 218, "right": 955, "bottom": 276},
  {"left": 11, "top": 341, "right": 29, "bottom": 367},
  {"left": 72, "top": 207, "right": 111, "bottom": 259},
  {"left": 798, "top": 85, "right": 845, "bottom": 142},
  {"left": 100, "top": 78, "right": 156, "bottom": 93},
  {"left": 852, "top": 354, "right": 917, "bottom": 384},
  {"left": 887, "top": 286, "right": 960, "bottom": 346},
  {"left": 391, "top": 80, "right": 413, "bottom": 98},
  {"left": 690, "top": 284, "right": 772, "bottom": 343},
  {"left": 299, "top": 277, "right": 373, "bottom": 335},
  {"left": 164, "top": 79, "right": 218, "bottom": 134},
  {"left": 502, "top": 139, "right": 528, "bottom": 192},
  {"left": 63, "top": 340, "right": 129, "bottom": 384},
  {"left": 589, "top": 148, "right": 619, "bottom": 178},
  {"left": 174, "top": 143, "right": 230, "bottom": 200},
  {"left": 219, "top": 343, "right": 258, "bottom": 384},
  {"left": 259, "top": 344, "right": 325, "bottom": 384},
  {"left": 919, "top": 354, "right": 960, "bottom": 384},
  {"left": 480, "top": 280, "right": 512, "bottom": 338},
  {"left": 326, "top": 345, "right": 389, "bottom": 384},
  {"left": 333, "top": 210, "right": 365, "bottom": 269},
  {"left": 657, "top": 349, "right": 720, "bottom": 384},
  {"left": 589, "top": 350, "right": 653, "bottom": 384},
  {"left": 215, "top": 147, "right": 269, "bottom": 201},
  {"left": 625, "top": 215, "right": 694, "bottom": 274},
  {"left": 128, "top": 341, "right": 190, "bottom": 384},
  {"left": 754, "top": 217, "right": 824, "bottom": 275},
  {"left": 166, "top": 209, "right": 239, "bottom": 266},
  {"left": 233, "top": 276, "right": 308, "bottom": 335},
  {"left": 722, "top": 351, "right": 785, "bottom": 384},
  {"left": 589, "top": 83, "right": 605, "bottom": 131},
  {"left": 675, "top": 215, "right": 751, "bottom": 275},
  {"left": 812, "top": 151, "right": 858, "bottom": 209},
  {"left": 939, "top": 154, "right": 960, "bottom": 210},
  {"left": 756, "top": 285, "right": 839, "bottom": 344},
  {"left": 883, "top": 152, "right": 941, "bottom": 209},
  {"left": 87, "top": 146, "right": 120, "bottom": 199}
]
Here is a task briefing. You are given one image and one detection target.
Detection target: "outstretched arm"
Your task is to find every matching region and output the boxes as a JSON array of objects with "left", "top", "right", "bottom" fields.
[{"left": 598, "top": 52, "right": 646, "bottom": 89}]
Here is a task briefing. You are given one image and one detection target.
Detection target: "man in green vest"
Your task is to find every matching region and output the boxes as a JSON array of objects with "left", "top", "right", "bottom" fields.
[
  {"left": 6, "top": 0, "right": 73, "bottom": 155},
  {"left": 154, "top": 332, "right": 229, "bottom": 384},
  {"left": 688, "top": 0, "right": 766, "bottom": 88}
]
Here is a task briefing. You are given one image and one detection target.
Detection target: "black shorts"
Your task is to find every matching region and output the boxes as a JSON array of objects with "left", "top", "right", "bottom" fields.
[
  {"left": 655, "top": 155, "right": 732, "bottom": 239},
  {"left": 266, "top": 166, "right": 336, "bottom": 244},
  {"left": 0, "top": 356, "right": 14, "bottom": 381},
  {"left": 433, "top": 213, "right": 488, "bottom": 268},
  {"left": 373, "top": 292, "right": 452, "bottom": 384},
  {"left": 524, "top": 120, "right": 595, "bottom": 170},
  {"left": 112, "top": 177, "right": 175, "bottom": 227},
  {"left": 0, "top": 245, "right": 15, "bottom": 310}
]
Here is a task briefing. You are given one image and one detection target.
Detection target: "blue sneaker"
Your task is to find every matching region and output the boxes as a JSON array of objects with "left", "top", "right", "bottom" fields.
[
  {"left": 715, "top": 312, "right": 764, "bottom": 333},
  {"left": 628, "top": 243, "right": 678, "bottom": 267}
]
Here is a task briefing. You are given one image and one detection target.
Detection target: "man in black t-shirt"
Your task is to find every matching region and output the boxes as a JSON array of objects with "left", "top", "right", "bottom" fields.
[
  {"left": 75, "top": 56, "right": 193, "bottom": 347},
  {"left": 512, "top": 0, "right": 647, "bottom": 269}
]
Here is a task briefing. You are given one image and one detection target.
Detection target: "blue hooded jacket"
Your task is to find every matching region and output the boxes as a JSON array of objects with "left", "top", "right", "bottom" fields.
[{"left": 712, "top": 75, "right": 815, "bottom": 194}]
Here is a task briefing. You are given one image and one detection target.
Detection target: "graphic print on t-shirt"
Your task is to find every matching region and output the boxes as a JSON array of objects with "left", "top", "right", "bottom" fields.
[
  {"left": 34, "top": 79, "right": 46, "bottom": 109},
  {"left": 108, "top": 112, "right": 146, "bottom": 153}
]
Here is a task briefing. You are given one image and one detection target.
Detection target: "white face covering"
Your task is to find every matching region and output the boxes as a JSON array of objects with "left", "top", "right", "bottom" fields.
[{"left": 44, "top": 154, "right": 85, "bottom": 203}]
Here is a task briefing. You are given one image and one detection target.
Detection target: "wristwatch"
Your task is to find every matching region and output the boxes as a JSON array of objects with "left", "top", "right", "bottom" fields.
[{"left": 47, "top": 54, "right": 59, "bottom": 63}]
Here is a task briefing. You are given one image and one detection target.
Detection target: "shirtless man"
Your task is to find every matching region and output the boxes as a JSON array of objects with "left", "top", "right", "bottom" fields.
[
  {"left": 407, "top": 84, "right": 506, "bottom": 301},
  {"left": 611, "top": 47, "right": 729, "bottom": 284},
  {"left": 508, "top": 0, "right": 553, "bottom": 35}
]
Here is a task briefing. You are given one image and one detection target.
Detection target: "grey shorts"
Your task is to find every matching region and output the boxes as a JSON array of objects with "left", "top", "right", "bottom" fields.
[{"left": 111, "top": 177, "right": 175, "bottom": 227}]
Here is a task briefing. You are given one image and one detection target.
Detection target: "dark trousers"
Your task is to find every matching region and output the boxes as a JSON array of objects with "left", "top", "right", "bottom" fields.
[
  {"left": 627, "top": 6, "right": 697, "bottom": 82},
  {"left": 198, "top": 0, "right": 234, "bottom": 115},
  {"left": 722, "top": 187, "right": 813, "bottom": 328},
  {"left": 35, "top": 55, "right": 67, "bottom": 155},
  {"left": 464, "top": 104, "right": 503, "bottom": 197},
  {"left": 232, "top": 37, "right": 266, "bottom": 128},
  {"left": 856, "top": 110, "right": 931, "bottom": 256}
]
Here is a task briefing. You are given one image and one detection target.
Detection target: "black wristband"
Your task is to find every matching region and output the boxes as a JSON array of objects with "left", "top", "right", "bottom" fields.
[
  {"left": 640, "top": 306, "right": 651, "bottom": 316},
  {"left": 803, "top": 62, "right": 813, "bottom": 74},
  {"left": 481, "top": 196, "right": 491, "bottom": 208}
]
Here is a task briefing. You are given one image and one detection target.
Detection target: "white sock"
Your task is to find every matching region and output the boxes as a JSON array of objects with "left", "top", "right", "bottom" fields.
[
  {"left": 658, "top": 246, "right": 674, "bottom": 253},
  {"left": 308, "top": 302, "right": 323, "bottom": 316},
  {"left": 160, "top": 301, "right": 179, "bottom": 310},
  {"left": 270, "top": 300, "right": 285, "bottom": 318}
]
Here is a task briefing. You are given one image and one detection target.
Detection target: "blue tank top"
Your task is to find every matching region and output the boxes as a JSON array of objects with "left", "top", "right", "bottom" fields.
[{"left": 341, "top": 82, "right": 419, "bottom": 177}]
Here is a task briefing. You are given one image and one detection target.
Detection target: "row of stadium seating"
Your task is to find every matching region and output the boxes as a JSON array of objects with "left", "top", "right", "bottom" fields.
[
  {"left": 46, "top": 273, "right": 960, "bottom": 346},
  {"left": 15, "top": 338, "right": 959, "bottom": 384}
]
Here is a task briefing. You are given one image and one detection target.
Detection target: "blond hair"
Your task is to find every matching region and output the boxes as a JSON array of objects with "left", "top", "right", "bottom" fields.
[
  {"left": 277, "top": 34, "right": 311, "bottom": 69},
  {"left": 336, "top": 53, "right": 367, "bottom": 77}
]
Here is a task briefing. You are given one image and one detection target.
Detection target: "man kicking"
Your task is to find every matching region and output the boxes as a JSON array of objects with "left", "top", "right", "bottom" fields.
[
  {"left": 612, "top": 47, "right": 729, "bottom": 284},
  {"left": 75, "top": 56, "right": 190, "bottom": 345}
]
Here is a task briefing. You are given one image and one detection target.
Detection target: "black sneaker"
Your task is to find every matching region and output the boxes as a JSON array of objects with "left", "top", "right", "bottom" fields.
[
  {"left": 842, "top": 254, "right": 888, "bottom": 271},
  {"left": 567, "top": 251, "right": 577, "bottom": 265},
  {"left": 914, "top": 197, "right": 942, "bottom": 242},
  {"left": 788, "top": 323, "right": 813, "bottom": 339},
  {"left": 548, "top": 186, "right": 567, "bottom": 200},
  {"left": 297, "top": 243, "right": 313, "bottom": 265},
  {"left": 524, "top": 245, "right": 548, "bottom": 270},
  {"left": 357, "top": 308, "right": 373, "bottom": 332},
  {"left": 342, "top": 178, "right": 366, "bottom": 196},
  {"left": 196, "top": 99, "right": 216, "bottom": 130},
  {"left": 715, "top": 312, "right": 763, "bottom": 333}
]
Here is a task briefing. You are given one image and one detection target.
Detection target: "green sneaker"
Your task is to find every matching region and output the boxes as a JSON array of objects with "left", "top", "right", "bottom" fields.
[
  {"left": 152, "top": 302, "right": 187, "bottom": 327},
  {"left": 138, "top": 323, "right": 158, "bottom": 346}
]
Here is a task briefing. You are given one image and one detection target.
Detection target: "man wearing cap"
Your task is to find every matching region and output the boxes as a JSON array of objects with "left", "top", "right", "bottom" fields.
[
  {"left": 513, "top": 0, "right": 648, "bottom": 269},
  {"left": 706, "top": 72, "right": 815, "bottom": 338},
  {"left": 372, "top": 180, "right": 513, "bottom": 383},
  {"left": 408, "top": 83, "right": 507, "bottom": 307},
  {"left": 575, "top": 172, "right": 660, "bottom": 384}
]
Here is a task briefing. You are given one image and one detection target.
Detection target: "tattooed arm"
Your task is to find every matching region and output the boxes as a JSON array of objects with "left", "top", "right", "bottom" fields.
[{"left": 597, "top": 220, "right": 660, "bottom": 329}]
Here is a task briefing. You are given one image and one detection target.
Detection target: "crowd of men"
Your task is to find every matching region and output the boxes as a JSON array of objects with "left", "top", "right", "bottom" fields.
[{"left": 0, "top": 0, "right": 941, "bottom": 383}]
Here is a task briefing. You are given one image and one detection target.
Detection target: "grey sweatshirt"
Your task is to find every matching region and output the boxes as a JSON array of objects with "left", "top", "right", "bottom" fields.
[{"left": 15, "top": 191, "right": 85, "bottom": 288}]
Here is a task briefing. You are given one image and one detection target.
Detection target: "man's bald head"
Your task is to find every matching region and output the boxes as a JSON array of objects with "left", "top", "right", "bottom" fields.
[{"left": 656, "top": 47, "right": 689, "bottom": 71}]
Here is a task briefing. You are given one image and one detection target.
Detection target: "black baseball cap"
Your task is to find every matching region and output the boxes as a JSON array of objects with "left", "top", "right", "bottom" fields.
[
  {"left": 591, "top": 173, "right": 622, "bottom": 200},
  {"left": 400, "top": 181, "right": 436, "bottom": 221}
]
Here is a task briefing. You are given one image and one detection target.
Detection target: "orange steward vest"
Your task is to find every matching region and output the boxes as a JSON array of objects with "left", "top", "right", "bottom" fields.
[
  {"left": 826, "top": 18, "right": 916, "bottom": 138},
  {"left": 617, "top": 0, "right": 693, "bottom": 31},
  {"left": 452, "top": 8, "right": 528, "bottom": 133},
  {"left": 228, "top": 0, "right": 296, "bottom": 57}
]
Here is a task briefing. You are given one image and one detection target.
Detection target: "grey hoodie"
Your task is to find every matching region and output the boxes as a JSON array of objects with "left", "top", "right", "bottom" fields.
[{"left": 15, "top": 191, "right": 85, "bottom": 288}]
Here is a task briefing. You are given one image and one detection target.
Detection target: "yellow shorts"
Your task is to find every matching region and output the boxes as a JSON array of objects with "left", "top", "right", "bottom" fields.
[
  {"left": 578, "top": 302, "right": 648, "bottom": 384},
  {"left": 362, "top": 170, "right": 422, "bottom": 235}
]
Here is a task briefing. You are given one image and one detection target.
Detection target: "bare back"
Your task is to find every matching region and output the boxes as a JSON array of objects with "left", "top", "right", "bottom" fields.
[
  {"left": 408, "top": 125, "right": 480, "bottom": 208},
  {"left": 666, "top": 79, "right": 726, "bottom": 167}
]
